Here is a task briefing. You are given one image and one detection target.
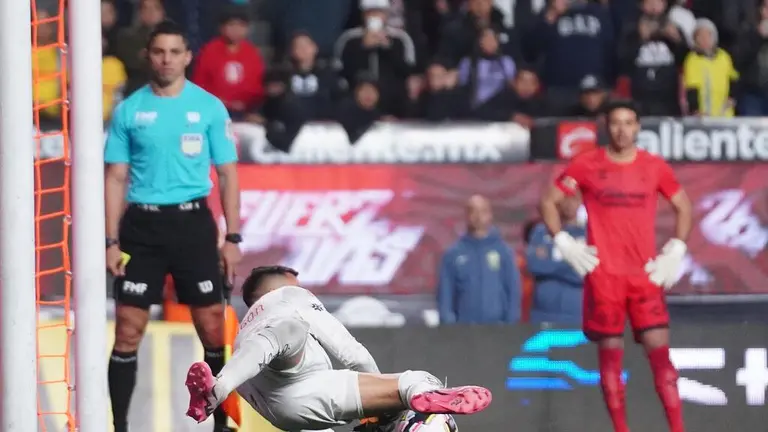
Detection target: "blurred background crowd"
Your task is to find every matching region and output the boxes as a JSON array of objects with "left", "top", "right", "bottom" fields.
[{"left": 32, "top": 0, "right": 763, "bottom": 143}]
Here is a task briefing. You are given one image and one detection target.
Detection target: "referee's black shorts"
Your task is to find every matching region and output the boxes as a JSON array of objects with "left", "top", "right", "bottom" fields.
[{"left": 114, "top": 198, "right": 223, "bottom": 309}]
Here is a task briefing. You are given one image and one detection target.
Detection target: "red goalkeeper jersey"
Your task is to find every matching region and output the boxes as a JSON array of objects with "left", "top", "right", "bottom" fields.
[{"left": 555, "top": 148, "right": 681, "bottom": 275}]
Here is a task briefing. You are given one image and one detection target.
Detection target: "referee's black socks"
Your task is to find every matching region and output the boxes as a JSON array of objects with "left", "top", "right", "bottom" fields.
[
  {"left": 108, "top": 350, "right": 138, "bottom": 432},
  {"left": 204, "top": 347, "right": 228, "bottom": 428}
]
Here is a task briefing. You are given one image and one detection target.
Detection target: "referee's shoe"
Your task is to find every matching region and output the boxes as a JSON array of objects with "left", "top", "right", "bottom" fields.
[{"left": 104, "top": 20, "right": 242, "bottom": 432}]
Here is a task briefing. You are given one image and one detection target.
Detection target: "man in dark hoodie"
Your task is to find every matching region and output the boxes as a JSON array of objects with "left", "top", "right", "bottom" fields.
[
  {"left": 437, "top": 195, "right": 522, "bottom": 324},
  {"left": 288, "top": 32, "right": 345, "bottom": 120},
  {"left": 526, "top": 0, "right": 615, "bottom": 109},
  {"left": 618, "top": 0, "right": 687, "bottom": 116}
]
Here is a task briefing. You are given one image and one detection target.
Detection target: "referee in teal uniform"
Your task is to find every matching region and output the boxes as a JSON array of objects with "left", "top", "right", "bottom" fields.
[{"left": 104, "top": 21, "right": 241, "bottom": 432}]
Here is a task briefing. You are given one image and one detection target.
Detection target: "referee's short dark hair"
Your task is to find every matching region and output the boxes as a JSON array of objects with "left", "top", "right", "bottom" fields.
[
  {"left": 603, "top": 99, "right": 640, "bottom": 120},
  {"left": 146, "top": 20, "right": 189, "bottom": 50},
  {"left": 241, "top": 265, "right": 299, "bottom": 307}
]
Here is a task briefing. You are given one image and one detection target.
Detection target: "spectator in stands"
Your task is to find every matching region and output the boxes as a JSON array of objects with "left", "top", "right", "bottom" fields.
[
  {"left": 683, "top": 19, "right": 739, "bottom": 117},
  {"left": 436, "top": 0, "right": 521, "bottom": 68},
  {"left": 348, "top": 0, "right": 430, "bottom": 74},
  {"left": 336, "top": 73, "right": 383, "bottom": 143},
  {"left": 102, "top": 35, "right": 127, "bottom": 124},
  {"left": 437, "top": 195, "right": 522, "bottom": 324},
  {"left": 731, "top": 0, "right": 768, "bottom": 116},
  {"left": 509, "top": 66, "right": 547, "bottom": 127},
  {"left": 618, "top": 0, "right": 687, "bottom": 116},
  {"left": 563, "top": 75, "right": 609, "bottom": 118},
  {"left": 114, "top": 0, "right": 165, "bottom": 96},
  {"left": 260, "top": 68, "right": 306, "bottom": 153},
  {"left": 525, "top": 195, "right": 585, "bottom": 324},
  {"left": 192, "top": 7, "right": 266, "bottom": 121},
  {"left": 422, "top": 63, "right": 465, "bottom": 121},
  {"left": 334, "top": 0, "right": 417, "bottom": 117},
  {"left": 458, "top": 27, "right": 516, "bottom": 121},
  {"left": 525, "top": 0, "right": 615, "bottom": 112},
  {"left": 102, "top": 0, "right": 119, "bottom": 56},
  {"left": 32, "top": 8, "right": 61, "bottom": 129},
  {"left": 421, "top": 0, "right": 465, "bottom": 55},
  {"left": 288, "top": 32, "right": 343, "bottom": 121}
]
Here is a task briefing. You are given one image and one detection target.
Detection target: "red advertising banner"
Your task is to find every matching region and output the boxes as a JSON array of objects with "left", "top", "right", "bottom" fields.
[{"left": 208, "top": 163, "right": 768, "bottom": 298}]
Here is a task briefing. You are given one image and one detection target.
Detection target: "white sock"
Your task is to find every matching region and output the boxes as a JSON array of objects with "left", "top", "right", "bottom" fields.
[{"left": 397, "top": 370, "right": 443, "bottom": 409}]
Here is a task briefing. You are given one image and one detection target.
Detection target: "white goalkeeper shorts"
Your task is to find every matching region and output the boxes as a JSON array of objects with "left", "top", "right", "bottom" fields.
[
  {"left": 239, "top": 368, "right": 362, "bottom": 431},
  {"left": 235, "top": 320, "right": 364, "bottom": 430}
]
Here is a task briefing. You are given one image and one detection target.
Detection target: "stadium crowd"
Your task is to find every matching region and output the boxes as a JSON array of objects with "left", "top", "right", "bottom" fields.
[{"left": 32, "top": 0, "right": 763, "bottom": 139}]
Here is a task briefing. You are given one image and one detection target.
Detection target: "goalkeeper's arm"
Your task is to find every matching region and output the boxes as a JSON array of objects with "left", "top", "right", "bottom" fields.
[
  {"left": 668, "top": 190, "right": 693, "bottom": 242},
  {"left": 540, "top": 184, "right": 599, "bottom": 276},
  {"left": 540, "top": 184, "right": 566, "bottom": 236}
]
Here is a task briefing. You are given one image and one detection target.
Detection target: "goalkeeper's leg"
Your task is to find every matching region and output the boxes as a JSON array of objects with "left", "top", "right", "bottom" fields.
[
  {"left": 357, "top": 371, "right": 491, "bottom": 417},
  {"left": 630, "top": 285, "right": 684, "bottom": 432}
]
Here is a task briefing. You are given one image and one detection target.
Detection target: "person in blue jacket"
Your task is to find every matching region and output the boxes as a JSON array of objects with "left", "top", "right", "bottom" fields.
[
  {"left": 526, "top": 194, "right": 586, "bottom": 323},
  {"left": 437, "top": 195, "right": 522, "bottom": 324}
]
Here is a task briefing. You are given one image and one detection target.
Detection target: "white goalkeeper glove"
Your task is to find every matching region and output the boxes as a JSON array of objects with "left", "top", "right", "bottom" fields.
[
  {"left": 644, "top": 238, "right": 687, "bottom": 290},
  {"left": 553, "top": 231, "right": 599, "bottom": 276}
]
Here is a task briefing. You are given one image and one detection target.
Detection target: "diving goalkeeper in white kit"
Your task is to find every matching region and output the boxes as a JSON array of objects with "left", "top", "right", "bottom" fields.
[{"left": 184, "top": 266, "right": 492, "bottom": 431}]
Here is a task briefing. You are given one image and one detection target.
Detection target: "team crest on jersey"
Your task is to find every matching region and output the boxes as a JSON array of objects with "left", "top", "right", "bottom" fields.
[
  {"left": 561, "top": 176, "right": 578, "bottom": 190},
  {"left": 186, "top": 112, "right": 201, "bottom": 123},
  {"left": 181, "top": 133, "right": 203, "bottom": 156},
  {"left": 486, "top": 250, "right": 500, "bottom": 270},
  {"left": 225, "top": 119, "right": 235, "bottom": 141}
]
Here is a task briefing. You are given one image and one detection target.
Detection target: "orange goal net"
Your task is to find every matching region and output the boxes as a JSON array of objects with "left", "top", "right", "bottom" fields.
[{"left": 31, "top": 0, "right": 75, "bottom": 430}]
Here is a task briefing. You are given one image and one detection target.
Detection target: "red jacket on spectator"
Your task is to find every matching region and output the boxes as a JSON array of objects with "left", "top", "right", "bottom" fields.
[{"left": 192, "top": 37, "right": 265, "bottom": 111}]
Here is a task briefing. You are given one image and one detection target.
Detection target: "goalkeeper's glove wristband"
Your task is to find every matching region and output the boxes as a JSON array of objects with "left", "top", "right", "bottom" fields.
[
  {"left": 645, "top": 238, "right": 687, "bottom": 290},
  {"left": 553, "top": 231, "right": 600, "bottom": 276}
]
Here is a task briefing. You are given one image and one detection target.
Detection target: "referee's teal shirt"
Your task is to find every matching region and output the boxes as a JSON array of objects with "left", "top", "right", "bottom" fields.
[{"left": 104, "top": 81, "right": 238, "bottom": 205}]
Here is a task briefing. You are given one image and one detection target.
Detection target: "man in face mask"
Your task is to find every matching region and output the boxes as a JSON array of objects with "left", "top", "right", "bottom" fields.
[{"left": 333, "top": 0, "right": 417, "bottom": 117}]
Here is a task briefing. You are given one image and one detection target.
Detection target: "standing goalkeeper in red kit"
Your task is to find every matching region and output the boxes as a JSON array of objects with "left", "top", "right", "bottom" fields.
[{"left": 540, "top": 100, "right": 692, "bottom": 432}]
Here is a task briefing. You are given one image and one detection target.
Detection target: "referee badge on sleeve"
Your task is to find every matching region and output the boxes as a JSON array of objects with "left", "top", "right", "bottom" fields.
[
  {"left": 225, "top": 119, "right": 235, "bottom": 141},
  {"left": 181, "top": 133, "right": 203, "bottom": 156}
]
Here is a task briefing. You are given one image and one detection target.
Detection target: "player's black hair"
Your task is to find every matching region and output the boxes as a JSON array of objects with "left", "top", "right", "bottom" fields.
[
  {"left": 241, "top": 265, "right": 299, "bottom": 307},
  {"left": 603, "top": 99, "right": 640, "bottom": 120},
  {"left": 146, "top": 20, "right": 189, "bottom": 51}
]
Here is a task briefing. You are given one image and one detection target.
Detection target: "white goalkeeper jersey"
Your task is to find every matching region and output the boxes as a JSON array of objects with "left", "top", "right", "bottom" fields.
[{"left": 235, "top": 285, "right": 380, "bottom": 376}]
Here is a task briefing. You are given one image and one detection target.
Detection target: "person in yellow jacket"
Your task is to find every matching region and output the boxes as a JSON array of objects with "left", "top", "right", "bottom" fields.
[
  {"left": 32, "top": 9, "right": 62, "bottom": 122},
  {"left": 102, "top": 35, "right": 127, "bottom": 123},
  {"left": 683, "top": 18, "right": 739, "bottom": 117}
]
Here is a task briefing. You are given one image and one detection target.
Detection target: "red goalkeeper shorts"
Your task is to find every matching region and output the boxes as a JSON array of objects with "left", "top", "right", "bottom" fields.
[{"left": 582, "top": 269, "right": 670, "bottom": 342}]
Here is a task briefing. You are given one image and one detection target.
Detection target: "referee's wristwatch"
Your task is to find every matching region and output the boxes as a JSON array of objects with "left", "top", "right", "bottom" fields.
[
  {"left": 224, "top": 233, "right": 243, "bottom": 244},
  {"left": 106, "top": 237, "right": 119, "bottom": 249}
]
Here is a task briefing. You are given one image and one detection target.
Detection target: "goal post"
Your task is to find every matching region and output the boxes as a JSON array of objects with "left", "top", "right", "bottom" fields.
[
  {"left": 69, "top": 0, "right": 109, "bottom": 430},
  {"left": 0, "top": 0, "right": 40, "bottom": 429}
]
